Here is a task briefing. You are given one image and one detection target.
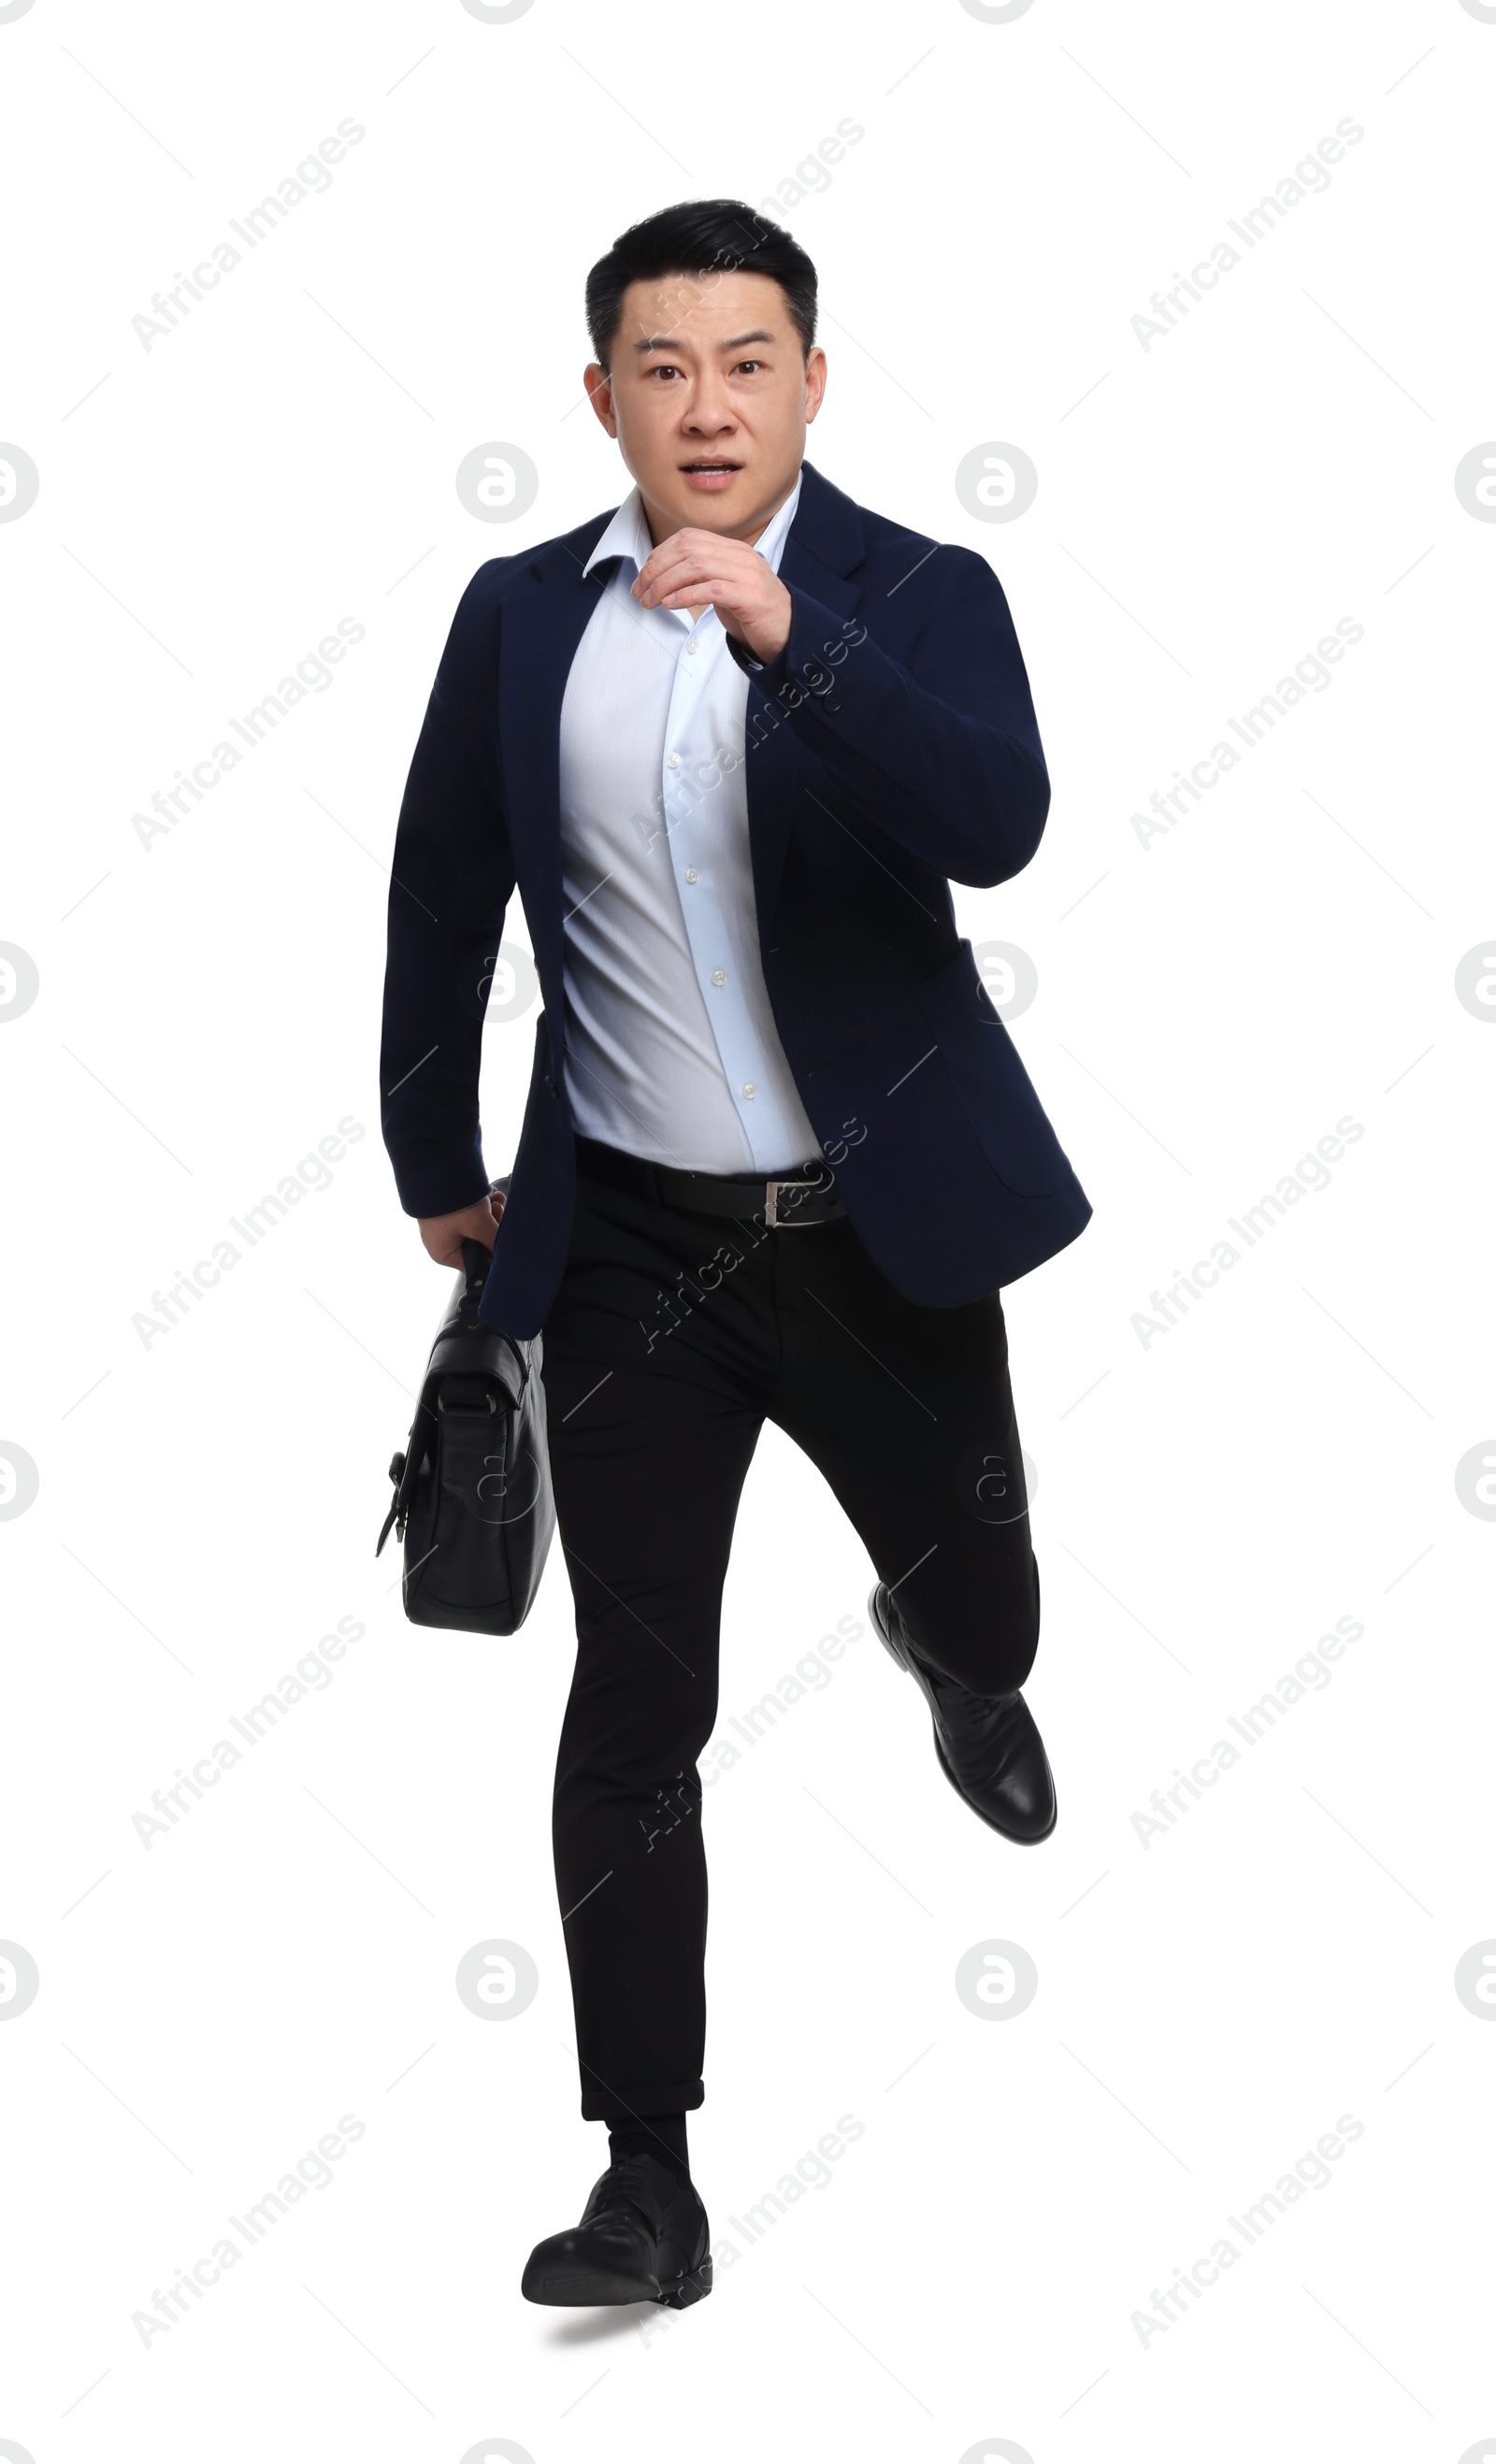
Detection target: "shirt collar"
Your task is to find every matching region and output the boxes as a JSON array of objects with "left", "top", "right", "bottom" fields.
[{"left": 583, "top": 466, "right": 804, "bottom": 581}]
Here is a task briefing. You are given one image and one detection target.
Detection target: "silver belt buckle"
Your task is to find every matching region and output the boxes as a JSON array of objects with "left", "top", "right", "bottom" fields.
[{"left": 765, "top": 1176, "right": 819, "bottom": 1228}]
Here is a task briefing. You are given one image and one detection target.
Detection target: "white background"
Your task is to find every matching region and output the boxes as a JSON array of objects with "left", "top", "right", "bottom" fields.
[{"left": 2, "top": 0, "right": 1493, "bottom": 2457}]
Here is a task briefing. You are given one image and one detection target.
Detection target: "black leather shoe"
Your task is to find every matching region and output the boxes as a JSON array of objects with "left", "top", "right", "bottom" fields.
[
  {"left": 870, "top": 1583, "right": 1057, "bottom": 1844},
  {"left": 521, "top": 2152, "right": 712, "bottom": 2309}
]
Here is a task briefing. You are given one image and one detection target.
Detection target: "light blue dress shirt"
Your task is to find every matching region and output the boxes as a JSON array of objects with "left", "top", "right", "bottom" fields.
[{"left": 555, "top": 468, "right": 820, "bottom": 1175}]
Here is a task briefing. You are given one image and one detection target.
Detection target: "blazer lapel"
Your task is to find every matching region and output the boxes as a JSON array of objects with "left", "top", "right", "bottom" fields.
[
  {"left": 745, "top": 460, "right": 868, "bottom": 932},
  {"left": 496, "top": 522, "right": 612, "bottom": 1001}
]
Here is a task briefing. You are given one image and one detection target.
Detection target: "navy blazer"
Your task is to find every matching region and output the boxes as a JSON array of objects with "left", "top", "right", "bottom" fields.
[{"left": 380, "top": 458, "right": 1092, "bottom": 1337}]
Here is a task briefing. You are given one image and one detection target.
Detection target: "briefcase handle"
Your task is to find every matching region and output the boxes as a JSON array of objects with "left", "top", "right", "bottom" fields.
[
  {"left": 457, "top": 1168, "right": 510, "bottom": 1302},
  {"left": 460, "top": 1236, "right": 493, "bottom": 1301},
  {"left": 458, "top": 1225, "right": 530, "bottom": 1396}
]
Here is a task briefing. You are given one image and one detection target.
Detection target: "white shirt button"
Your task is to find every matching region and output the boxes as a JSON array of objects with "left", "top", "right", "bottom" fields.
[
  {"left": 741, "top": 1082, "right": 756, "bottom": 1099},
  {"left": 711, "top": 968, "right": 726, "bottom": 986},
  {"left": 686, "top": 638, "right": 699, "bottom": 655},
  {"left": 666, "top": 752, "right": 682, "bottom": 769},
  {"left": 683, "top": 867, "right": 698, "bottom": 884}
]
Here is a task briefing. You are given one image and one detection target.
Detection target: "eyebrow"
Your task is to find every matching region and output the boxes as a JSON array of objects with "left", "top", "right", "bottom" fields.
[{"left": 631, "top": 328, "right": 777, "bottom": 355}]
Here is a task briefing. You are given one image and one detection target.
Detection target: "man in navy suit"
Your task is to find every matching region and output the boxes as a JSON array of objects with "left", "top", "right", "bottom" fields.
[{"left": 381, "top": 199, "right": 1090, "bottom": 2310}]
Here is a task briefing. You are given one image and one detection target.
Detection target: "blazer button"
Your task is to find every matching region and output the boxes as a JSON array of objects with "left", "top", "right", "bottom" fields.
[
  {"left": 825, "top": 695, "right": 842, "bottom": 713},
  {"left": 542, "top": 1072, "right": 556, "bottom": 1098}
]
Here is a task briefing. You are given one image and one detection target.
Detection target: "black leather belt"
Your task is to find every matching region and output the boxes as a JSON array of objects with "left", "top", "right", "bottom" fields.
[{"left": 574, "top": 1133, "right": 847, "bottom": 1227}]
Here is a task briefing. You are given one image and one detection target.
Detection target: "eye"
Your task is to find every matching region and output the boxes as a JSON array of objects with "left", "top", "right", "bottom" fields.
[
  {"left": 734, "top": 359, "right": 764, "bottom": 375},
  {"left": 646, "top": 362, "right": 681, "bottom": 380}
]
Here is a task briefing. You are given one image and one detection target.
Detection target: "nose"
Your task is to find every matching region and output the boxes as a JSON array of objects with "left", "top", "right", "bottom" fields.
[{"left": 683, "top": 377, "right": 737, "bottom": 437}]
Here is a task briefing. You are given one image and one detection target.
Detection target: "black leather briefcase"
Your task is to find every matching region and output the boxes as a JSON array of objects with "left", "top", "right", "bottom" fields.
[{"left": 376, "top": 1196, "right": 554, "bottom": 1635}]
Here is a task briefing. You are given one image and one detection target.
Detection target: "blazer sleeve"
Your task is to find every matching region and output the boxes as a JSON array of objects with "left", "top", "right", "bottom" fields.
[
  {"left": 727, "top": 544, "right": 1050, "bottom": 890},
  {"left": 379, "top": 572, "right": 517, "bottom": 1218}
]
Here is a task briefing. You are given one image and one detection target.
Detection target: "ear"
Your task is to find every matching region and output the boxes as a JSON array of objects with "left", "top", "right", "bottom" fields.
[
  {"left": 802, "top": 345, "right": 827, "bottom": 423},
  {"left": 583, "top": 363, "right": 619, "bottom": 437}
]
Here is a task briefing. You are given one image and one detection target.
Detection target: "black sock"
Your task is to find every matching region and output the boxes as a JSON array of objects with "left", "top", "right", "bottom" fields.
[{"left": 608, "top": 2112, "right": 690, "bottom": 2181}]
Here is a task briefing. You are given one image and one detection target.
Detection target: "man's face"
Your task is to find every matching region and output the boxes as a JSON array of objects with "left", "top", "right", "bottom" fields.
[{"left": 584, "top": 268, "right": 826, "bottom": 546}]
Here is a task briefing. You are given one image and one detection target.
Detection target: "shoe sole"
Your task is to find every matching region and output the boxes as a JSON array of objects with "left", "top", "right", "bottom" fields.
[
  {"left": 869, "top": 1585, "right": 1057, "bottom": 1845},
  {"left": 523, "top": 2255, "right": 713, "bottom": 2310}
]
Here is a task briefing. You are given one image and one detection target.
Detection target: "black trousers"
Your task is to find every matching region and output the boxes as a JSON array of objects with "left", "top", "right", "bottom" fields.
[{"left": 539, "top": 1138, "right": 1040, "bottom": 2122}]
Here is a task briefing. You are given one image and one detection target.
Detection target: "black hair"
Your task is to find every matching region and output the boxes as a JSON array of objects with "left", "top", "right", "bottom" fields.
[{"left": 585, "top": 198, "right": 817, "bottom": 371}]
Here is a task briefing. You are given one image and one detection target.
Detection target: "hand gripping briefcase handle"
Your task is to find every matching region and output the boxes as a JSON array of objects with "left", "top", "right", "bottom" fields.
[{"left": 376, "top": 1179, "right": 556, "bottom": 1634}]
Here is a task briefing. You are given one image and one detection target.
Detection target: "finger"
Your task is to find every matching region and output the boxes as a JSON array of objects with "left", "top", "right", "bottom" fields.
[
  {"left": 636, "top": 536, "right": 754, "bottom": 597},
  {"left": 639, "top": 526, "right": 725, "bottom": 575},
  {"left": 639, "top": 549, "right": 736, "bottom": 597},
  {"left": 642, "top": 537, "right": 755, "bottom": 585},
  {"left": 634, "top": 547, "right": 704, "bottom": 601},
  {"left": 661, "top": 581, "right": 747, "bottom": 612}
]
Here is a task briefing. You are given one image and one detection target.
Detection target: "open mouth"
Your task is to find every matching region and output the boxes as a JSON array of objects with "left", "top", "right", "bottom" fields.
[{"left": 680, "top": 458, "right": 742, "bottom": 483}]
